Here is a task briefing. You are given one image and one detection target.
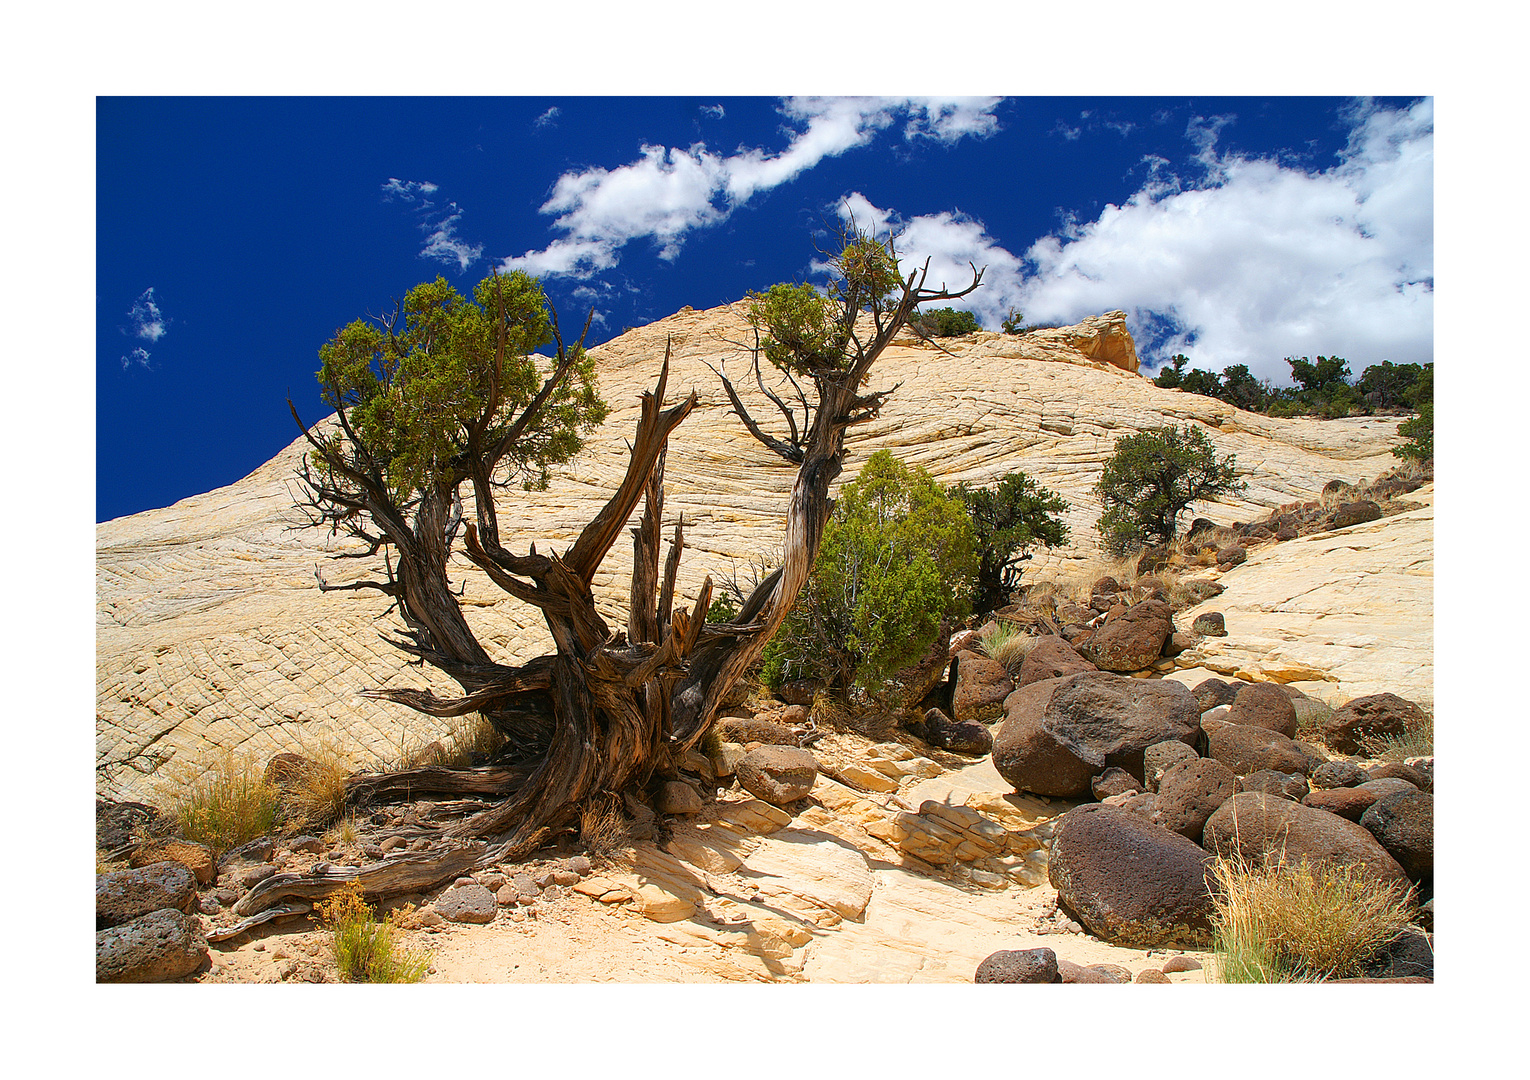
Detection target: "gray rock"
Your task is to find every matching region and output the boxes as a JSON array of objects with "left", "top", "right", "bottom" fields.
[
  {"left": 735, "top": 745, "right": 819, "bottom": 806},
  {"left": 97, "top": 909, "right": 207, "bottom": 982},
  {"left": 97, "top": 862, "right": 197, "bottom": 930},
  {"left": 435, "top": 883, "right": 498, "bottom": 924}
]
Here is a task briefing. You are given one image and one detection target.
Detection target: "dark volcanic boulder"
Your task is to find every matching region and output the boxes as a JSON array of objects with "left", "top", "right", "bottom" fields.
[
  {"left": 1091, "top": 767, "right": 1144, "bottom": 800},
  {"left": 1191, "top": 677, "right": 1242, "bottom": 714},
  {"left": 1016, "top": 635, "right": 1097, "bottom": 687},
  {"left": 992, "top": 679, "right": 1098, "bottom": 798},
  {"left": 1227, "top": 683, "right": 1298, "bottom": 738},
  {"left": 1191, "top": 612, "right": 1227, "bottom": 637},
  {"left": 1310, "top": 760, "right": 1369, "bottom": 790},
  {"left": 1360, "top": 791, "right": 1433, "bottom": 881},
  {"left": 952, "top": 651, "right": 1015, "bottom": 723},
  {"left": 1144, "top": 740, "right": 1200, "bottom": 793},
  {"left": 1203, "top": 793, "right": 1410, "bottom": 892},
  {"left": 1203, "top": 719, "right": 1310, "bottom": 776},
  {"left": 974, "top": 947, "right": 1060, "bottom": 984},
  {"left": 1079, "top": 599, "right": 1174, "bottom": 673},
  {"left": 1154, "top": 758, "right": 1236, "bottom": 839},
  {"left": 1040, "top": 672, "right": 1201, "bottom": 782},
  {"left": 1302, "top": 786, "right": 1385, "bottom": 822},
  {"left": 96, "top": 908, "right": 208, "bottom": 983},
  {"left": 921, "top": 708, "right": 993, "bottom": 755},
  {"left": 1368, "top": 762, "right": 1431, "bottom": 793},
  {"left": 1048, "top": 805, "right": 1217, "bottom": 949},
  {"left": 97, "top": 862, "right": 197, "bottom": 930},
  {"left": 1320, "top": 693, "right": 1427, "bottom": 755},
  {"left": 1332, "top": 500, "right": 1382, "bottom": 529},
  {"left": 735, "top": 746, "right": 818, "bottom": 806},
  {"left": 1234, "top": 770, "right": 1309, "bottom": 800}
]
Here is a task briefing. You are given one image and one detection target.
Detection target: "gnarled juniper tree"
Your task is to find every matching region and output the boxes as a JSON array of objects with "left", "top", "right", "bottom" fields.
[{"left": 291, "top": 233, "right": 981, "bottom": 864}]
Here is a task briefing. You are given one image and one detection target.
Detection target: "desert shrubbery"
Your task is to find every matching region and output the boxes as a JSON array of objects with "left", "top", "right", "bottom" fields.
[
  {"left": 316, "top": 882, "right": 431, "bottom": 983},
  {"left": 977, "top": 620, "right": 1036, "bottom": 674},
  {"left": 1211, "top": 854, "right": 1416, "bottom": 982},
  {"left": 158, "top": 750, "right": 283, "bottom": 857},
  {"left": 1095, "top": 425, "right": 1246, "bottom": 555}
]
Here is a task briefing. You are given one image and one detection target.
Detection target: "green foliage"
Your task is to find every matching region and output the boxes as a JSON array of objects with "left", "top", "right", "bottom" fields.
[
  {"left": 1153, "top": 354, "right": 1188, "bottom": 388},
  {"left": 762, "top": 451, "right": 976, "bottom": 695},
  {"left": 315, "top": 272, "right": 608, "bottom": 500},
  {"left": 1000, "top": 309, "right": 1026, "bottom": 335},
  {"left": 949, "top": 472, "right": 1070, "bottom": 611},
  {"left": 1357, "top": 360, "right": 1426, "bottom": 409},
  {"left": 1095, "top": 425, "right": 1246, "bottom": 555},
  {"left": 917, "top": 307, "right": 982, "bottom": 337},
  {"left": 745, "top": 230, "right": 902, "bottom": 378},
  {"left": 1218, "top": 364, "right": 1268, "bottom": 412},
  {"left": 1178, "top": 367, "right": 1223, "bottom": 398},
  {"left": 706, "top": 593, "right": 740, "bottom": 623},
  {"left": 317, "top": 883, "right": 431, "bottom": 983},
  {"left": 1287, "top": 355, "right": 1352, "bottom": 394},
  {"left": 1392, "top": 402, "right": 1433, "bottom": 461}
]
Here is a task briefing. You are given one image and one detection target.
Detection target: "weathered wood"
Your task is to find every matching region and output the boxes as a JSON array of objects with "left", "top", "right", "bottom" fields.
[
  {"left": 347, "top": 765, "right": 529, "bottom": 805},
  {"left": 207, "top": 902, "right": 312, "bottom": 942},
  {"left": 233, "top": 843, "right": 485, "bottom": 916}
]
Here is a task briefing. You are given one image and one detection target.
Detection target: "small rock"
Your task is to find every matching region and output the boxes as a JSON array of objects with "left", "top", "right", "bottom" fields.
[
  {"left": 496, "top": 885, "right": 517, "bottom": 906},
  {"left": 361, "top": 844, "right": 385, "bottom": 859},
  {"left": 1135, "top": 968, "right": 1171, "bottom": 983},
  {"left": 974, "top": 948, "right": 1059, "bottom": 983},
  {"left": 552, "top": 869, "right": 580, "bottom": 887},
  {"left": 288, "top": 835, "right": 325, "bottom": 854},
  {"left": 379, "top": 836, "right": 408, "bottom": 853},
  {"left": 1191, "top": 612, "right": 1226, "bottom": 637},
  {"left": 478, "top": 872, "right": 508, "bottom": 891},
  {"left": 1161, "top": 955, "right": 1202, "bottom": 973},
  {"left": 435, "top": 884, "right": 497, "bottom": 924},
  {"left": 566, "top": 855, "right": 592, "bottom": 877}
]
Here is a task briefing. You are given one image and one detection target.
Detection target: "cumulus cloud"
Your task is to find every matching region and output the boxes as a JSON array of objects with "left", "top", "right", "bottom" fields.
[
  {"left": 1013, "top": 97, "right": 1433, "bottom": 383},
  {"left": 382, "top": 177, "right": 483, "bottom": 272},
  {"left": 501, "top": 97, "right": 1002, "bottom": 279}
]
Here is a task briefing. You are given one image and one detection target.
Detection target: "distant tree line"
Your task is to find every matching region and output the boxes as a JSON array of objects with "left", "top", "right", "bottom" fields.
[{"left": 1152, "top": 354, "right": 1432, "bottom": 421}]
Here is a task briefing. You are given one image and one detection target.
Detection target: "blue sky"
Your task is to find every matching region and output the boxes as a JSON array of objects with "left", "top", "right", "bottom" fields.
[{"left": 97, "top": 94, "right": 1432, "bottom": 523}]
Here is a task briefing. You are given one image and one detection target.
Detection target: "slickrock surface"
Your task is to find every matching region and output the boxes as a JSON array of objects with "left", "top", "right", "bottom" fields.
[{"left": 97, "top": 302, "right": 1413, "bottom": 801}]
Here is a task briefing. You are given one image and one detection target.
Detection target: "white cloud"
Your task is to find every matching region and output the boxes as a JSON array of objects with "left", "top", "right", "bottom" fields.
[
  {"left": 534, "top": 107, "right": 560, "bottom": 129},
  {"left": 127, "top": 287, "right": 166, "bottom": 342},
  {"left": 382, "top": 178, "right": 482, "bottom": 271},
  {"left": 501, "top": 97, "right": 1002, "bottom": 279},
  {"left": 1012, "top": 97, "right": 1433, "bottom": 383},
  {"left": 121, "top": 346, "right": 151, "bottom": 371},
  {"left": 700, "top": 104, "right": 724, "bottom": 120}
]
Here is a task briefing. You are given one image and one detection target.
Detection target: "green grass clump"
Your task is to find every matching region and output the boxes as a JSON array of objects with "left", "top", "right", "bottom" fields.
[
  {"left": 160, "top": 750, "right": 282, "bottom": 857},
  {"left": 316, "top": 882, "right": 431, "bottom": 983},
  {"left": 1211, "top": 854, "right": 1415, "bottom": 982},
  {"left": 1361, "top": 710, "right": 1434, "bottom": 762}
]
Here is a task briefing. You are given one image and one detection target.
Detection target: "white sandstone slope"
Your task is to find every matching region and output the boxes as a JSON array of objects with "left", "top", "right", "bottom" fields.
[{"left": 96, "top": 303, "right": 1424, "bottom": 801}]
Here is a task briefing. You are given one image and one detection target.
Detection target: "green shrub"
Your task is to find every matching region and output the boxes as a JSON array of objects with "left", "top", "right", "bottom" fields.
[
  {"left": 916, "top": 306, "right": 982, "bottom": 337},
  {"left": 1094, "top": 425, "right": 1246, "bottom": 555},
  {"left": 949, "top": 472, "right": 1070, "bottom": 611},
  {"left": 1392, "top": 403, "right": 1432, "bottom": 462},
  {"left": 762, "top": 451, "right": 976, "bottom": 696},
  {"left": 317, "top": 882, "right": 431, "bottom": 983},
  {"left": 1000, "top": 309, "right": 1026, "bottom": 335}
]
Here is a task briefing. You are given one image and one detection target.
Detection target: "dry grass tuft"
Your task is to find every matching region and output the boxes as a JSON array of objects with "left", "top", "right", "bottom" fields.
[
  {"left": 978, "top": 620, "right": 1036, "bottom": 673},
  {"left": 278, "top": 735, "right": 358, "bottom": 833},
  {"left": 1211, "top": 853, "right": 1415, "bottom": 982},
  {"left": 578, "top": 792, "right": 632, "bottom": 868},
  {"left": 1361, "top": 710, "right": 1434, "bottom": 762},
  {"left": 156, "top": 749, "right": 282, "bottom": 857},
  {"left": 316, "top": 881, "right": 431, "bottom": 983}
]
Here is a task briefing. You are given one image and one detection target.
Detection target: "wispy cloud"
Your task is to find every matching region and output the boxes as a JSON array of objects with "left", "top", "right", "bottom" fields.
[
  {"left": 534, "top": 106, "right": 560, "bottom": 130},
  {"left": 128, "top": 287, "right": 166, "bottom": 342},
  {"left": 501, "top": 97, "right": 1003, "bottom": 279},
  {"left": 120, "top": 288, "right": 167, "bottom": 370},
  {"left": 382, "top": 177, "right": 483, "bottom": 272},
  {"left": 700, "top": 104, "right": 725, "bottom": 120},
  {"left": 1012, "top": 97, "right": 1433, "bottom": 382}
]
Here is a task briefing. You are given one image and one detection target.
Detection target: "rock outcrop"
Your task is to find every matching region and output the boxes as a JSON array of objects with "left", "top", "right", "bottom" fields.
[{"left": 97, "top": 302, "right": 1415, "bottom": 802}]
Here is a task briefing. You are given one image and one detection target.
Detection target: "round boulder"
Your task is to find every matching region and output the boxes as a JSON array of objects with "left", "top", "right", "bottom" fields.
[
  {"left": 1191, "top": 677, "right": 1243, "bottom": 714},
  {"left": 1360, "top": 791, "right": 1433, "bottom": 881},
  {"left": 1310, "top": 760, "right": 1369, "bottom": 790},
  {"left": 1154, "top": 757, "right": 1236, "bottom": 839},
  {"left": 1039, "top": 672, "right": 1201, "bottom": 783},
  {"left": 735, "top": 746, "right": 819, "bottom": 806},
  {"left": 96, "top": 908, "right": 208, "bottom": 983},
  {"left": 921, "top": 708, "right": 993, "bottom": 756},
  {"left": 1301, "top": 786, "right": 1385, "bottom": 822},
  {"left": 1332, "top": 500, "right": 1382, "bottom": 529},
  {"left": 1191, "top": 612, "right": 1227, "bottom": 637},
  {"left": 952, "top": 651, "right": 1015, "bottom": 723},
  {"left": 1016, "top": 635, "right": 1097, "bottom": 688},
  {"left": 1227, "top": 683, "right": 1298, "bottom": 739},
  {"left": 435, "top": 883, "right": 498, "bottom": 924},
  {"left": 1048, "top": 804, "right": 1217, "bottom": 949},
  {"left": 991, "top": 678, "right": 1098, "bottom": 798},
  {"left": 1203, "top": 793, "right": 1410, "bottom": 892},
  {"left": 1368, "top": 762, "right": 1431, "bottom": 793},
  {"left": 974, "top": 947, "right": 1059, "bottom": 984},
  {"left": 1080, "top": 599, "right": 1175, "bottom": 673},
  {"left": 1203, "top": 720, "right": 1310, "bottom": 776},
  {"left": 1144, "top": 740, "right": 1200, "bottom": 793},
  {"left": 1234, "top": 770, "right": 1309, "bottom": 801},
  {"left": 1320, "top": 693, "right": 1427, "bottom": 756},
  {"left": 97, "top": 862, "right": 197, "bottom": 930}
]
